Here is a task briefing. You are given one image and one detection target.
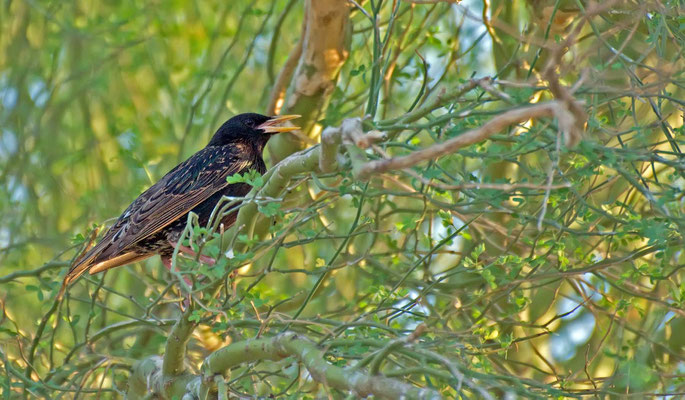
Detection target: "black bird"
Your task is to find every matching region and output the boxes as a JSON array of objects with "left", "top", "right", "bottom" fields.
[{"left": 61, "top": 113, "right": 299, "bottom": 290}]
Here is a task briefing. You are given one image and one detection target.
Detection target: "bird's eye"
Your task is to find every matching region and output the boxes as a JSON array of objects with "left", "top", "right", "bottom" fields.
[{"left": 245, "top": 119, "right": 255, "bottom": 128}]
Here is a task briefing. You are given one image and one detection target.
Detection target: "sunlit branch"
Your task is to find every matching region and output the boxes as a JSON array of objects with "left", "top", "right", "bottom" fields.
[{"left": 360, "top": 100, "right": 584, "bottom": 179}]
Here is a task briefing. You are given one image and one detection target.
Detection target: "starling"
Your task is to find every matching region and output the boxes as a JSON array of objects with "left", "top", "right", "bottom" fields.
[{"left": 61, "top": 113, "right": 299, "bottom": 290}]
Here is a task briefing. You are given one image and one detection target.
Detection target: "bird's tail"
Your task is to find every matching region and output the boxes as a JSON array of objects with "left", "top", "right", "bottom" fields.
[
  {"left": 58, "top": 227, "right": 103, "bottom": 298},
  {"left": 58, "top": 251, "right": 100, "bottom": 298},
  {"left": 59, "top": 251, "right": 154, "bottom": 298}
]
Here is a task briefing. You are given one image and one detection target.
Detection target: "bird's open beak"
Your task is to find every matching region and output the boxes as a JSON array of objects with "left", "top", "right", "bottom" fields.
[{"left": 257, "top": 114, "right": 301, "bottom": 134}]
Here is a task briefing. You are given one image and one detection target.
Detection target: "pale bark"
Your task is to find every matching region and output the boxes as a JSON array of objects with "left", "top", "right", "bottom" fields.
[
  {"left": 268, "top": 0, "right": 351, "bottom": 163},
  {"left": 127, "top": 332, "right": 441, "bottom": 400},
  {"left": 359, "top": 100, "right": 584, "bottom": 179}
]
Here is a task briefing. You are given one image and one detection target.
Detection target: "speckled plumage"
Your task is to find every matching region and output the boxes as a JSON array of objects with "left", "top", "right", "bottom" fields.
[{"left": 62, "top": 113, "right": 297, "bottom": 289}]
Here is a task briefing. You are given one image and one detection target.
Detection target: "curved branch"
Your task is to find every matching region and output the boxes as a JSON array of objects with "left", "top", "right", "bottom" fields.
[
  {"left": 359, "top": 100, "right": 584, "bottom": 179},
  {"left": 128, "top": 331, "right": 441, "bottom": 399},
  {"left": 128, "top": 308, "right": 198, "bottom": 399},
  {"left": 201, "top": 332, "right": 441, "bottom": 400},
  {"left": 230, "top": 117, "right": 386, "bottom": 250}
]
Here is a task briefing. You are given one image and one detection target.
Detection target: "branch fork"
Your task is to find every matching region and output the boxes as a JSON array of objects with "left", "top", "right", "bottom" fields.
[
  {"left": 320, "top": 117, "right": 386, "bottom": 174},
  {"left": 128, "top": 331, "right": 441, "bottom": 400}
]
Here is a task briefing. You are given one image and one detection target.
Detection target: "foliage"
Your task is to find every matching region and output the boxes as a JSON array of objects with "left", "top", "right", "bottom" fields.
[{"left": 1, "top": 0, "right": 684, "bottom": 398}]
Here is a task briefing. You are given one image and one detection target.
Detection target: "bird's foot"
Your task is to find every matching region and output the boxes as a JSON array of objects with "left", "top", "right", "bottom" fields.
[{"left": 168, "top": 240, "right": 216, "bottom": 265}]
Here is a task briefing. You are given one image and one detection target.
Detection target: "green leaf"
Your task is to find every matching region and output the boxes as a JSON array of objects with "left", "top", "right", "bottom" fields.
[
  {"left": 226, "top": 170, "right": 264, "bottom": 188},
  {"left": 188, "top": 310, "right": 203, "bottom": 323},
  {"left": 258, "top": 202, "right": 281, "bottom": 217}
]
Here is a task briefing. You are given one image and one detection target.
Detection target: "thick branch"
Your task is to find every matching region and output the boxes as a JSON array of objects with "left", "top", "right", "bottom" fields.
[
  {"left": 162, "top": 308, "right": 197, "bottom": 378},
  {"left": 232, "top": 146, "right": 321, "bottom": 251},
  {"left": 202, "top": 332, "right": 441, "bottom": 400},
  {"left": 543, "top": 56, "right": 587, "bottom": 147},
  {"left": 319, "top": 125, "right": 343, "bottom": 173},
  {"left": 128, "top": 331, "right": 442, "bottom": 399},
  {"left": 359, "top": 100, "right": 582, "bottom": 179},
  {"left": 269, "top": 0, "right": 351, "bottom": 162},
  {"left": 231, "top": 117, "right": 387, "bottom": 250},
  {"left": 127, "top": 307, "right": 197, "bottom": 399},
  {"left": 320, "top": 118, "right": 385, "bottom": 174}
]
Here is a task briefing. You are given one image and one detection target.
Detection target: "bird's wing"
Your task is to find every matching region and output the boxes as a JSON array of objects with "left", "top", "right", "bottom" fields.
[{"left": 62, "top": 145, "right": 252, "bottom": 286}]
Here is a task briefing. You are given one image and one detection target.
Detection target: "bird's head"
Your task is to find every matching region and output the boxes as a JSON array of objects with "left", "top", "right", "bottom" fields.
[{"left": 208, "top": 113, "right": 300, "bottom": 150}]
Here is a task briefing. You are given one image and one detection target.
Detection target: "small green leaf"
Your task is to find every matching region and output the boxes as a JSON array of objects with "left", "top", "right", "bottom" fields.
[
  {"left": 188, "top": 310, "right": 203, "bottom": 323},
  {"left": 350, "top": 64, "right": 366, "bottom": 77},
  {"left": 226, "top": 170, "right": 264, "bottom": 188},
  {"left": 258, "top": 202, "right": 281, "bottom": 217}
]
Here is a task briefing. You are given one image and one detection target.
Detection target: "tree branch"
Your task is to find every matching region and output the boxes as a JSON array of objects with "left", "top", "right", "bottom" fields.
[
  {"left": 232, "top": 146, "right": 322, "bottom": 251},
  {"left": 128, "top": 309, "right": 198, "bottom": 399},
  {"left": 202, "top": 332, "right": 441, "bottom": 400},
  {"left": 269, "top": 0, "right": 351, "bottom": 162},
  {"left": 0, "top": 260, "right": 67, "bottom": 284},
  {"left": 359, "top": 100, "right": 584, "bottom": 179},
  {"left": 266, "top": 8, "right": 304, "bottom": 115},
  {"left": 320, "top": 117, "right": 385, "bottom": 174},
  {"left": 162, "top": 308, "right": 196, "bottom": 378},
  {"left": 377, "top": 78, "right": 485, "bottom": 127},
  {"left": 231, "top": 117, "right": 388, "bottom": 250},
  {"left": 128, "top": 331, "right": 442, "bottom": 399}
]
